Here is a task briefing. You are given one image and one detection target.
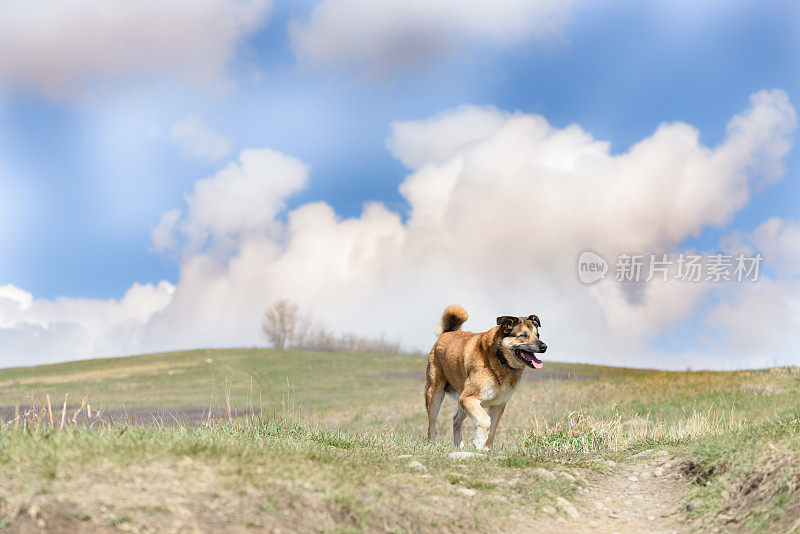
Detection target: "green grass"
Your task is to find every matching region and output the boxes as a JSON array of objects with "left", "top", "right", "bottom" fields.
[
  {"left": 0, "top": 417, "right": 585, "bottom": 531},
  {"left": 1, "top": 349, "right": 800, "bottom": 531},
  {"left": 682, "top": 411, "right": 800, "bottom": 531}
]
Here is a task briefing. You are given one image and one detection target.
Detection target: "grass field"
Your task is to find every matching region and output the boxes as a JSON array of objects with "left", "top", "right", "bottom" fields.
[{"left": 1, "top": 349, "right": 799, "bottom": 532}]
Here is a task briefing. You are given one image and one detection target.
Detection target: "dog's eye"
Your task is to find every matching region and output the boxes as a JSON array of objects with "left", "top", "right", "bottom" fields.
[{"left": 518, "top": 332, "right": 529, "bottom": 339}]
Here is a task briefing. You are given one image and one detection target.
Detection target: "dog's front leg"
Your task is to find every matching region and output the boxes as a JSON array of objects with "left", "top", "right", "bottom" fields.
[
  {"left": 460, "top": 396, "right": 492, "bottom": 452},
  {"left": 485, "top": 404, "right": 506, "bottom": 451}
]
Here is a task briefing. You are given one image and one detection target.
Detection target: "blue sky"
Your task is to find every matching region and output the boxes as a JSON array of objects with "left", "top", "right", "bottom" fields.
[
  {"left": 1, "top": 0, "right": 796, "bottom": 300},
  {"left": 1, "top": 0, "right": 799, "bottom": 368}
]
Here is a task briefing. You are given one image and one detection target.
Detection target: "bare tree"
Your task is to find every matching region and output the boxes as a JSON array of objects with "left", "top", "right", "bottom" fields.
[
  {"left": 262, "top": 299, "right": 404, "bottom": 354},
  {"left": 262, "top": 299, "right": 300, "bottom": 349}
]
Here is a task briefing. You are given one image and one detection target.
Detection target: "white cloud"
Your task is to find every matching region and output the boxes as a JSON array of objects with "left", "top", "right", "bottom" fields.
[
  {"left": 0, "top": 282, "right": 174, "bottom": 365},
  {"left": 164, "top": 148, "right": 309, "bottom": 253},
  {"left": 703, "top": 278, "right": 800, "bottom": 368},
  {"left": 388, "top": 105, "right": 510, "bottom": 169},
  {"left": 0, "top": 285, "right": 34, "bottom": 327},
  {"left": 169, "top": 115, "right": 232, "bottom": 163},
  {"left": 720, "top": 217, "right": 800, "bottom": 277},
  {"left": 289, "top": 0, "right": 572, "bottom": 74},
  {"left": 749, "top": 218, "right": 800, "bottom": 276},
  {"left": 0, "top": 0, "right": 271, "bottom": 98},
  {"left": 151, "top": 209, "right": 183, "bottom": 254},
  {"left": 0, "top": 90, "right": 797, "bottom": 369},
  {"left": 702, "top": 217, "right": 800, "bottom": 368}
]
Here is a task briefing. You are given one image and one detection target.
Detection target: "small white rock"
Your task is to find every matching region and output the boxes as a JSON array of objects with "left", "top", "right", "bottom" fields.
[
  {"left": 457, "top": 488, "right": 476, "bottom": 497},
  {"left": 556, "top": 497, "right": 581, "bottom": 520},
  {"left": 627, "top": 475, "right": 639, "bottom": 482},
  {"left": 542, "top": 505, "right": 557, "bottom": 515},
  {"left": 559, "top": 472, "right": 577, "bottom": 482},
  {"left": 654, "top": 466, "right": 665, "bottom": 477},
  {"left": 533, "top": 467, "right": 557, "bottom": 481},
  {"left": 632, "top": 449, "right": 654, "bottom": 458},
  {"left": 447, "top": 451, "right": 485, "bottom": 459},
  {"left": 639, "top": 471, "right": 652, "bottom": 480},
  {"left": 407, "top": 459, "right": 427, "bottom": 472},
  {"left": 397, "top": 454, "right": 413, "bottom": 459}
]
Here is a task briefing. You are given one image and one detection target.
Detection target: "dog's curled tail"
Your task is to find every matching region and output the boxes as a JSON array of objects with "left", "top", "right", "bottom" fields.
[{"left": 437, "top": 305, "right": 468, "bottom": 336}]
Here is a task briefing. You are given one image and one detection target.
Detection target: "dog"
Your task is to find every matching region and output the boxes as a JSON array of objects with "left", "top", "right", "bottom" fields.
[{"left": 424, "top": 306, "right": 547, "bottom": 451}]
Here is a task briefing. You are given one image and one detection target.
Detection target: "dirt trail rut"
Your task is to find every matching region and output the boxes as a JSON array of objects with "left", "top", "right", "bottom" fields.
[{"left": 566, "top": 450, "right": 690, "bottom": 533}]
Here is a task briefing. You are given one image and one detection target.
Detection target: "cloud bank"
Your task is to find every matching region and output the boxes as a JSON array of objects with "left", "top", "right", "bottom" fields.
[
  {"left": 705, "top": 217, "right": 800, "bottom": 361},
  {"left": 0, "top": 90, "right": 797, "bottom": 369},
  {"left": 290, "top": 0, "right": 572, "bottom": 75},
  {"left": 0, "top": 0, "right": 271, "bottom": 98}
]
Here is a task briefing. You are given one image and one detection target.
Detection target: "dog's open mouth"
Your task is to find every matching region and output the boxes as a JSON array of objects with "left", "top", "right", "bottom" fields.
[{"left": 514, "top": 348, "right": 543, "bottom": 369}]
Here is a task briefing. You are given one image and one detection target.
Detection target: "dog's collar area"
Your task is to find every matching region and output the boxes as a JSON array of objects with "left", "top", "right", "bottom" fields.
[{"left": 495, "top": 347, "right": 516, "bottom": 370}]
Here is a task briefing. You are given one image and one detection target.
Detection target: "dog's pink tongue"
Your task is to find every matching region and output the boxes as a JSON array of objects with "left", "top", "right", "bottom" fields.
[{"left": 532, "top": 360, "right": 543, "bottom": 369}]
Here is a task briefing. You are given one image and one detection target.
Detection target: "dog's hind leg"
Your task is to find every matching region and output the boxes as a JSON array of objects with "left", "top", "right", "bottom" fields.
[
  {"left": 452, "top": 405, "right": 467, "bottom": 448},
  {"left": 425, "top": 363, "right": 446, "bottom": 442}
]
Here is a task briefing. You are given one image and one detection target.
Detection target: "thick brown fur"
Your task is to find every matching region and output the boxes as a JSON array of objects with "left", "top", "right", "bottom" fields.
[
  {"left": 425, "top": 307, "right": 546, "bottom": 451},
  {"left": 437, "top": 305, "right": 469, "bottom": 335}
]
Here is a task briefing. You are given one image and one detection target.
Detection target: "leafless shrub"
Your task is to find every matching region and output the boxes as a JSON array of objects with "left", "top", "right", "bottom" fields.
[
  {"left": 262, "top": 300, "right": 300, "bottom": 350},
  {"left": 261, "top": 300, "right": 403, "bottom": 354}
]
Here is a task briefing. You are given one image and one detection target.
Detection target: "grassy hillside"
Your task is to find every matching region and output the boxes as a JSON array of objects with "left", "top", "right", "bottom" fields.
[
  {"left": 1, "top": 349, "right": 799, "bottom": 532},
  {"left": 0, "top": 348, "right": 636, "bottom": 430}
]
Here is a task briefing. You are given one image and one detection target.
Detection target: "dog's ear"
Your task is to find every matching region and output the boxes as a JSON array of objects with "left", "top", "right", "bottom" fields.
[
  {"left": 496, "top": 316, "right": 518, "bottom": 333},
  {"left": 528, "top": 315, "right": 541, "bottom": 328}
]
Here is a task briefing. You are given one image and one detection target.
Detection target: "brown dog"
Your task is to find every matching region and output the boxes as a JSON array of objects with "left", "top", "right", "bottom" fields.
[{"left": 424, "top": 306, "right": 547, "bottom": 451}]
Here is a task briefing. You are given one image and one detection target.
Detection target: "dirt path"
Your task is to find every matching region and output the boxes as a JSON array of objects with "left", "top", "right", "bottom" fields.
[{"left": 566, "top": 450, "right": 690, "bottom": 533}]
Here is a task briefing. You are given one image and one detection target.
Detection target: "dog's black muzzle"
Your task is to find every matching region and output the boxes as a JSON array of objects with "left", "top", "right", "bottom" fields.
[
  {"left": 517, "top": 340, "right": 547, "bottom": 354},
  {"left": 512, "top": 340, "right": 547, "bottom": 369}
]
